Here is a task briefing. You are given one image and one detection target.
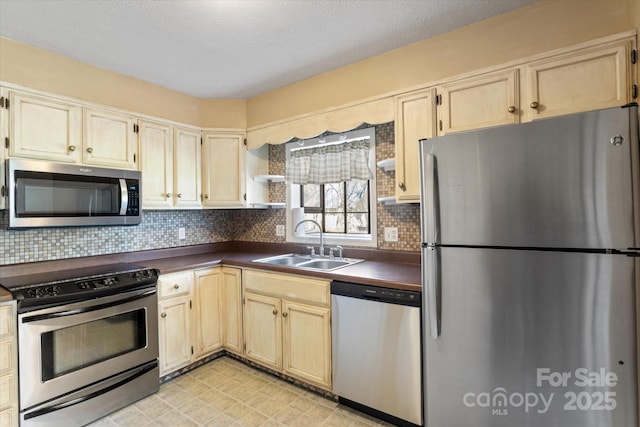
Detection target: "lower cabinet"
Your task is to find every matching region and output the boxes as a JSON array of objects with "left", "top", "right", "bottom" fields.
[
  {"left": 243, "top": 269, "right": 332, "bottom": 390},
  {"left": 158, "top": 267, "right": 243, "bottom": 377},
  {"left": 0, "top": 301, "right": 17, "bottom": 427}
]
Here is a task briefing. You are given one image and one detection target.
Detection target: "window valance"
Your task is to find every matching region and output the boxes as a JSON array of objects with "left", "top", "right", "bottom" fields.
[{"left": 286, "top": 138, "right": 372, "bottom": 185}]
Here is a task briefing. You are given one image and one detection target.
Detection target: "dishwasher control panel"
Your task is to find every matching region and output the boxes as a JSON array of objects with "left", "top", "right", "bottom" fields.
[{"left": 331, "top": 281, "right": 421, "bottom": 307}]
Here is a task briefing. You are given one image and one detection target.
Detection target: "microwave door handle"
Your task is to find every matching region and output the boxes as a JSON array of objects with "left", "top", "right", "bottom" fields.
[{"left": 119, "top": 179, "right": 128, "bottom": 215}]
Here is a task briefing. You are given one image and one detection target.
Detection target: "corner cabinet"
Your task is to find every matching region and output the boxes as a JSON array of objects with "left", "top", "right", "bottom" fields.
[
  {"left": 394, "top": 88, "right": 436, "bottom": 203},
  {"left": 202, "top": 131, "right": 246, "bottom": 208},
  {"left": 158, "top": 267, "right": 243, "bottom": 377},
  {"left": 243, "top": 269, "right": 332, "bottom": 390},
  {"left": 523, "top": 38, "right": 635, "bottom": 122},
  {"left": 0, "top": 301, "right": 18, "bottom": 427}
]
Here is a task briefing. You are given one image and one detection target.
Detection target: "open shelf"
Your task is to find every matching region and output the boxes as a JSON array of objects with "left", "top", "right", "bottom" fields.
[
  {"left": 377, "top": 196, "right": 397, "bottom": 205},
  {"left": 252, "top": 175, "right": 285, "bottom": 183},
  {"left": 376, "top": 158, "right": 395, "bottom": 172}
]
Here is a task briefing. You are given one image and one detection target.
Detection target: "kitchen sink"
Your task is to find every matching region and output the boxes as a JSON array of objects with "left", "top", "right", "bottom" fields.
[{"left": 252, "top": 253, "right": 363, "bottom": 271}]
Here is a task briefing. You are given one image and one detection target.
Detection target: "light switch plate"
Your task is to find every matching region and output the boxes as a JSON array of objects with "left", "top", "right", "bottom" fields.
[
  {"left": 276, "top": 224, "right": 285, "bottom": 237},
  {"left": 178, "top": 227, "right": 186, "bottom": 240},
  {"left": 384, "top": 227, "right": 398, "bottom": 242}
]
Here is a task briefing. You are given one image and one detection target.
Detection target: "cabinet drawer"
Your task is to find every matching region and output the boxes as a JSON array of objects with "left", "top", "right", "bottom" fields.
[
  {"left": 243, "top": 270, "right": 330, "bottom": 306},
  {"left": 0, "top": 304, "right": 14, "bottom": 340},
  {"left": 158, "top": 271, "right": 193, "bottom": 299}
]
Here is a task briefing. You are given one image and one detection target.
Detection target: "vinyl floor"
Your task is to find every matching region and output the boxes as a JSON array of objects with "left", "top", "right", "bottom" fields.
[{"left": 88, "top": 356, "right": 394, "bottom": 426}]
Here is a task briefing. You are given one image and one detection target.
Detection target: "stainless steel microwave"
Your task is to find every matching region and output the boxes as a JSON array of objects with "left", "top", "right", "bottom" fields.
[{"left": 6, "top": 159, "right": 141, "bottom": 229}]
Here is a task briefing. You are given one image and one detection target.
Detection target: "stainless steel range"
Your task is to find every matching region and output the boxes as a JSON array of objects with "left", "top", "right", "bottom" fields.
[{"left": 0, "top": 263, "right": 159, "bottom": 427}]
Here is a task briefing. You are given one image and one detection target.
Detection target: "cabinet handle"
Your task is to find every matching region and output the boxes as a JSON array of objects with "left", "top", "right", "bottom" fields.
[
  {"left": 161, "top": 313, "right": 167, "bottom": 318},
  {"left": 173, "top": 284, "right": 180, "bottom": 289},
  {"left": 398, "top": 182, "right": 406, "bottom": 191},
  {"left": 272, "top": 309, "right": 278, "bottom": 316},
  {"left": 177, "top": 193, "right": 182, "bottom": 198},
  {"left": 165, "top": 193, "right": 173, "bottom": 198},
  {"left": 204, "top": 194, "right": 209, "bottom": 199},
  {"left": 530, "top": 101, "right": 539, "bottom": 109},
  {"left": 283, "top": 312, "right": 288, "bottom": 318},
  {"left": 86, "top": 147, "right": 94, "bottom": 153},
  {"left": 68, "top": 145, "right": 76, "bottom": 152},
  {"left": 507, "top": 106, "right": 516, "bottom": 113}
]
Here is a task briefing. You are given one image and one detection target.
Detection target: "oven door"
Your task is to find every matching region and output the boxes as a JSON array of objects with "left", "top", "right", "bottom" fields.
[{"left": 18, "top": 287, "right": 158, "bottom": 410}]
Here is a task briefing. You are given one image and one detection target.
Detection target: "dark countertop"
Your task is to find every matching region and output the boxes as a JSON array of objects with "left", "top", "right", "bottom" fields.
[{"left": 0, "top": 242, "right": 421, "bottom": 294}]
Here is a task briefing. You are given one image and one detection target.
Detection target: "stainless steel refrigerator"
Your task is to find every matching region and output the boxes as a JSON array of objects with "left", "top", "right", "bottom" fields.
[{"left": 419, "top": 105, "right": 639, "bottom": 427}]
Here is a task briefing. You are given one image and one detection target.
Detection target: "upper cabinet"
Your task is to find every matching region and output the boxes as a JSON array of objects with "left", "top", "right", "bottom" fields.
[
  {"left": 523, "top": 38, "right": 634, "bottom": 121},
  {"left": 202, "top": 131, "right": 246, "bottom": 208},
  {"left": 6, "top": 90, "right": 138, "bottom": 170},
  {"left": 0, "top": 89, "right": 7, "bottom": 210},
  {"left": 173, "top": 127, "right": 202, "bottom": 209},
  {"left": 84, "top": 108, "right": 137, "bottom": 169},
  {"left": 437, "top": 69, "right": 520, "bottom": 135},
  {"left": 8, "top": 91, "right": 82, "bottom": 163},
  {"left": 394, "top": 88, "right": 436, "bottom": 203}
]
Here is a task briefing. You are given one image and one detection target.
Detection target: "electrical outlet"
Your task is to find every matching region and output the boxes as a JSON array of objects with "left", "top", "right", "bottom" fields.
[
  {"left": 384, "top": 227, "right": 398, "bottom": 242},
  {"left": 178, "top": 227, "right": 186, "bottom": 240},
  {"left": 276, "top": 224, "right": 285, "bottom": 237}
]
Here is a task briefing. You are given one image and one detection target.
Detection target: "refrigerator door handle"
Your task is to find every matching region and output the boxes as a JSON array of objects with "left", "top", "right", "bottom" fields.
[
  {"left": 425, "top": 245, "right": 441, "bottom": 339},
  {"left": 425, "top": 154, "right": 440, "bottom": 245}
]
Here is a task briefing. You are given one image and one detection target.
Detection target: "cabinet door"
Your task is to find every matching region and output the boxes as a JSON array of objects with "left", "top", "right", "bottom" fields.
[
  {"left": 84, "top": 108, "right": 137, "bottom": 169},
  {"left": 174, "top": 127, "right": 202, "bottom": 209},
  {"left": 9, "top": 91, "right": 82, "bottom": 163},
  {"left": 437, "top": 69, "right": 519, "bottom": 135},
  {"left": 193, "top": 268, "right": 222, "bottom": 359},
  {"left": 202, "top": 132, "right": 246, "bottom": 207},
  {"left": 0, "top": 88, "right": 6, "bottom": 211},
  {"left": 395, "top": 88, "right": 436, "bottom": 203},
  {"left": 524, "top": 39, "right": 633, "bottom": 121},
  {"left": 158, "top": 296, "right": 192, "bottom": 376},
  {"left": 221, "top": 267, "right": 243, "bottom": 354},
  {"left": 139, "top": 120, "right": 173, "bottom": 208},
  {"left": 243, "top": 292, "right": 281, "bottom": 371},
  {"left": 282, "top": 301, "right": 332, "bottom": 389}
]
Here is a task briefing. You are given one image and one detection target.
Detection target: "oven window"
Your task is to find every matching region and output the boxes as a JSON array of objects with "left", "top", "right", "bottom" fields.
[{"left": 40, "top": 309, "right": 147, "bottom": 381}]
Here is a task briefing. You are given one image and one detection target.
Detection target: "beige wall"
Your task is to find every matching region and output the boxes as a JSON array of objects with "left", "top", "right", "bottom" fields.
[
  {"left": 247, "top": 0, "right": 640, "bottom": 127},
  {"left": 0, "top": 37, "right": 247, "bottom": 128},
  {"left": 0, "top": 0, "right": 638, "bottom": 130}
]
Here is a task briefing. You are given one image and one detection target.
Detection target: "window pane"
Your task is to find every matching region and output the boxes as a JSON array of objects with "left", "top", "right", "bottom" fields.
[
  {"left": 346, "top": 180, "right": 369, "bottom": 212},
  {"left": 302, "top": 213, "right": 322, "bottom": 232},
  {"left": 347, "top": 212, "right": 369, "bottom": 234},
  {"left": 302, "top": 185, "right": 321, "bottom": 208},
  {"left": 324, "top": 183, "right": 344, "bottom": 212},
  {"left": 324, "top": 213, "right": 345, "bottom": 233}
]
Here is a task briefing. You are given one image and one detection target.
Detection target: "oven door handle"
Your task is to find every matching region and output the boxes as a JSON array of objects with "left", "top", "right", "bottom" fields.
[{"left": 21, "top": 288, "right": 156, "bottom": 323}]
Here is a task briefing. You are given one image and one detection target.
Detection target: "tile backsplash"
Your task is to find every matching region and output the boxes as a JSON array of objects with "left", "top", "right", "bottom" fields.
[{"left": 0, "top": 122, "right": 421, "bottom": 266}]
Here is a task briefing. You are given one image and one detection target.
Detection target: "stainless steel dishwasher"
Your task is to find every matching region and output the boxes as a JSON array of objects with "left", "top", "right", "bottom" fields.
[{"left": 331, "top": 280, "right": 422, "bottom": 427}]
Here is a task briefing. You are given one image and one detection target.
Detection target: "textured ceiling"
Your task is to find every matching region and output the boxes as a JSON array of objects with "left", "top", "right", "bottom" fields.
[{"left": 0, "top": 0, "right": 535, "bottom": 99}]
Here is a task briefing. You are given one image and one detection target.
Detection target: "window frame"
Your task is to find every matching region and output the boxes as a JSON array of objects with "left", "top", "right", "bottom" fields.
[{"left": 285, "top": 127, "right": 377, "bottom": 248}]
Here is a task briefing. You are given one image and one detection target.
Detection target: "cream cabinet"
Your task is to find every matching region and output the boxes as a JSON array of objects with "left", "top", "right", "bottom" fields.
[
  {"left": 523, "top": 38, "right": 634, "bottom": 122},
  {"left": 7, "top": 91, "right": 82, "bottom": 163},
  {"left": 173, "top": 127, "right": 202, "bottom": 209},
  {"left": 193, "top": 268, "right": 222, "bottom": 359},
  {"left": 157, "top": 271, "right": 193, "bottom": 376},
  {"left": 220, "top": 267, "right": 243, "bottom": 354},
  {"left": 243, "top": 269, "right": 332, "bottom": 390},
  {"left": 83, "top": 108, "right": 137, "bottom": 169},
  {"left": 202, "top": 131, "right": 246, "bottom": 208},
  {"left": 0, "top": 89, "right": 7, "bottom": 211},
  {"left": 140, "top": 120, "right": 173, "bottom": 208},
  {"left": 0, "top": 301, "right": 18, "bottom": 427},
  {"left": 437, "top": 68, "right": 520, "bottom": 135},
  {"left": 140, "top": 122, "right": 201, "bottom": 209},
  {"left": 394, "top": 88, "right": 436, "bottom": 203}
]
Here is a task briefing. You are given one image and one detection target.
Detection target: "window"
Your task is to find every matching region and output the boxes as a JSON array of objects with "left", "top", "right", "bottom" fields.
[{"left": 286, "top": 127, "right": 377, "bottom": 247}]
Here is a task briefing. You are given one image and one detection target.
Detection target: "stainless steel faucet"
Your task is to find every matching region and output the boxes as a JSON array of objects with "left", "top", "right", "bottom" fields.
[{"left": 294, "top": 219, "right": 324, "bottom": 257}]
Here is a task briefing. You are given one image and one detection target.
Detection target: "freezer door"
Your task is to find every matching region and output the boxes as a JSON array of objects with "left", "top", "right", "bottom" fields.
[
  {"left": 423, "top": 247, "right": 637, "bottom": 427},
  {"left": 420, "top": 106, "right": 638, "bottom": 249}
]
